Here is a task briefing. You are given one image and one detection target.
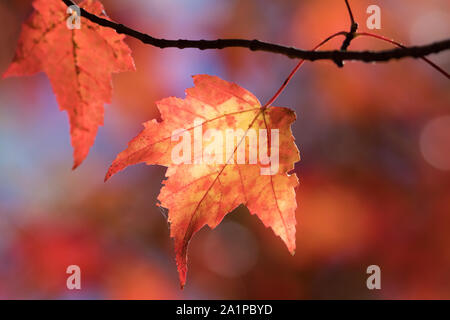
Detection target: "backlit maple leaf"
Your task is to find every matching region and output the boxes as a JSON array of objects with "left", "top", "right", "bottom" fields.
[
  {"left": 3, "top": 0, "right": 135, "bottom": 168},
  {"left": 106, "top": 75, "right": 300, "bottom": 288}
]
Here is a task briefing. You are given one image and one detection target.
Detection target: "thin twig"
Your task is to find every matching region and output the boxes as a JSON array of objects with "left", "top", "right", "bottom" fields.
[
  {"left": 264, "top": 31, "right": 348, "bottom": 109},
  {"left": 344, "top": 0, "right": 356, "bottom": 26},
  {"left": 337, "top": 0, "right": 359, "bottom": 67},
  {"left": 62, "top": 0, "right": 450, "bottom": 67},
  {"left": 356, "top": 32, "right": 450, "bottom": 79}
]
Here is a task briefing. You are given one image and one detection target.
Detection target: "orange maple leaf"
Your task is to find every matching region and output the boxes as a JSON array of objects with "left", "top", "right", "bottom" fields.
[
  {"left": 106, "top": 75, "right": 300, "bottom": 288},
  {"left": 3, "top": 0, "right": 135, "bottom": 169}
]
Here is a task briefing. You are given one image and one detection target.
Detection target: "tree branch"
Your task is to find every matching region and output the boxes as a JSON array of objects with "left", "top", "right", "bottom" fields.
[
  {"left": 63, "top": 0, "right": 450, "bottom": 66},
  {"left": 336, "top": 0, "right": 359, "bottom": 66},
  {"left": 344, "top": 0, "right": 356, "bottom": 27}
]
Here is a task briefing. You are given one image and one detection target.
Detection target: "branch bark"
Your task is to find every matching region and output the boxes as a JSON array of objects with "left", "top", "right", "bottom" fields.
[{"left": 63, "top": 0, "right": 450, "bottom": 65}]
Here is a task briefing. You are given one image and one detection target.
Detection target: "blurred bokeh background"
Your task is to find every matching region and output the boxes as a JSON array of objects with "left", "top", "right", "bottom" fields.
[{"left": 0, "top": 0, "right": 449, "bottom": 299}]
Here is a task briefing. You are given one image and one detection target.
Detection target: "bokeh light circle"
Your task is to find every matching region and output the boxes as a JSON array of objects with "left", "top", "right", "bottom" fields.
[
  {"left": 419, "top": 115, "right": 450, "bottom": 171},
  {"left": 202, "top": 221, "right": 259, "bottom": 278}
]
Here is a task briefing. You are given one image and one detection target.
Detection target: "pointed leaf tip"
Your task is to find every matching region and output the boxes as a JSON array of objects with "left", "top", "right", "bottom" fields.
[
  {"left": 108, "top": 75, "right": 300, "bottom": 287},
  {"left": 6, "top": 0, "right": 135, "bottom": 168}
]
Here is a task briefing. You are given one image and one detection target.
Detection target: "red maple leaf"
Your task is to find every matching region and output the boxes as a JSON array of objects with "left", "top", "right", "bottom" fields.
[
  {"left": 106, "top": 75, "right": 300, "bottom": 288},
  {"left": 3, "top": 0, "right": 135, "bottom": 168}
]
